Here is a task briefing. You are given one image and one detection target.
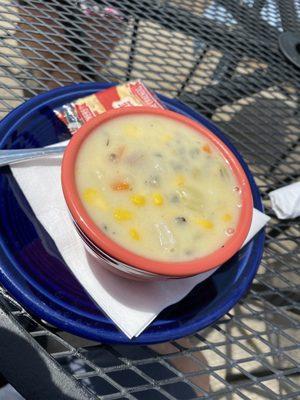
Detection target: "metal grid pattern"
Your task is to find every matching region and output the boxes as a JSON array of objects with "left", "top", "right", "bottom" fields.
[{"left": 0, "top": 0, "right": 299, "bottom": 398}]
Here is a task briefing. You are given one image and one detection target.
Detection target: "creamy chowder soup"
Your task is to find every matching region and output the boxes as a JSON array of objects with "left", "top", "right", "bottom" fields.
[{"left": 75, "top": 114, "right": 241, "bottom": 262}]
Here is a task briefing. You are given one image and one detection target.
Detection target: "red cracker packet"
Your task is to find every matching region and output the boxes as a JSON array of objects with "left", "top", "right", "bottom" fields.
[{"left": 54, "top": 80, "right": 164, "bottom": 134}]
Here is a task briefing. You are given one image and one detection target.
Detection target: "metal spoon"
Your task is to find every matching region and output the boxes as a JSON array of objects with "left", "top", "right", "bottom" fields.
[{"left": 0, "top": 146, "right": 66, "bottom": 167}]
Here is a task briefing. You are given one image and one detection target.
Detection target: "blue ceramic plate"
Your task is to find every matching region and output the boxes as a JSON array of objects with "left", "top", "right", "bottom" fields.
[{"left": 0, "top": 83, "right": 264, "bottom": 344}]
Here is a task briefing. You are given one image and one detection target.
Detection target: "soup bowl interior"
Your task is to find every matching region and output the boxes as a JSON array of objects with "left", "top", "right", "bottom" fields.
[{"left": 61, "top": 107, "right": 253, "bottom": 278}]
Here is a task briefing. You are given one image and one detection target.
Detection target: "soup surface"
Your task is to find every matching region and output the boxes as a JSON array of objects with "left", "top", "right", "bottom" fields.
[{"left": 75, "top": 114, "right": 241, "bottom": 262}]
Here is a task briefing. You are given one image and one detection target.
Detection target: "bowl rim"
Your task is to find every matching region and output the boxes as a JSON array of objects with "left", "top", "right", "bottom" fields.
[{"left": 61, "top": 106, "right": 253, "bottom": 277}]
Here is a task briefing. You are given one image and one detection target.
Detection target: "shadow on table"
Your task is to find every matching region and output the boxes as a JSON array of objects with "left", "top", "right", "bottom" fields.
[
  {"left": 10, "top": 312, "right": 214, "bottom": 398},
  {"left": 74, "top": 337, "right": 211, "bottom": 398},
  {"left": 217, "top": 97, "right": 299, "bottom": 170},
  {"left": 16, "top": 0, "right": 127, "bottom": 95},
  {"left": 0, "top": 327, "right": 91, "bottom": 400},
  {"left": 0, "top": 381, "right": 24, "bottom": 400}
]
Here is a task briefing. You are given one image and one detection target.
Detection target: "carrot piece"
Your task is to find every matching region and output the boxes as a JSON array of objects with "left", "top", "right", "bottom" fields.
[
  {"left": 202, "top": 144, "right": 212, "bottom": 154},
  {"left": 111, "top": 181, "right": 131, "bottom": 191}
]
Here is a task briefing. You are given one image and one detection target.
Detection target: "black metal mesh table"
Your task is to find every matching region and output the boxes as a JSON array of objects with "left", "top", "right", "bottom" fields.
[{"left": 0, "top": 1, "right": 300, "bottom": 399}]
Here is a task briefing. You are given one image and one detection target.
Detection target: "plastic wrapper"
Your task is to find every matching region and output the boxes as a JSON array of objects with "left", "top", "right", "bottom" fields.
[
  {"left": 269, "top": 182, "right": 300, "bottom": 219},
  {"left": 54, "top": 80, "right": 164, "bottom": 134}
]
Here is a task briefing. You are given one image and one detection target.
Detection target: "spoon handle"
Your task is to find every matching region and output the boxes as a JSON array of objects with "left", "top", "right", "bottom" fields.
[{"left": 0, "top": 146, "right": 66, "bottom": 167}]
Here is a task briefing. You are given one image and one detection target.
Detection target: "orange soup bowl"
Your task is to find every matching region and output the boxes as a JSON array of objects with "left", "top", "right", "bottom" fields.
[{"left": 61, "top": 107, "right": 253, "bottom": 280}]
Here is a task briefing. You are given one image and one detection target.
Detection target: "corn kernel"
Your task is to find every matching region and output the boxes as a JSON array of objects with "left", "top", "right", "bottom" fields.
[
  {"left": 123, "top": 124, "right": 139, "bottom": 137},
  {"left": 161, "top": 133, "right": 173, "bottom": 143},
  {"left": 113, "top": 209, "right": 133, "bottom": 221},
  {"left": 131, "top": 194, "right": 146, "bottom": 206},
  {"left": 175, "top": 175, "right": 185, "bottom": 187},
  {"left": 129, "top": 228, "right": 140, "bottom": 240},
  {"left": 222, "top": 213, "right": 232, "bottom": 222},
  {"left": 152, "top": 193, "right": 164, "bottom": 206},
  {"left": 196, "top": 219, "right": 214, "bottom": 229},
  {"left": 82, "top": 188, "right": 107, "bottom": 210}
]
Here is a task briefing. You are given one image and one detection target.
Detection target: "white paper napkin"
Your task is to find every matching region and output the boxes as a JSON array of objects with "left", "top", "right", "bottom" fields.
[
  {"left": 269, "top": 182, "right": 300, "bottom": 219},
  {"left": 10, "top": 142, "right": 270, "bottom": 339}
]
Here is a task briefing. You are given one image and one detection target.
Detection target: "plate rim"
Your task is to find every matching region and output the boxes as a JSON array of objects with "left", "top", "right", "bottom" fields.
[{"left": 0, "top": 82, "right": 265, "bottom": 344}]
